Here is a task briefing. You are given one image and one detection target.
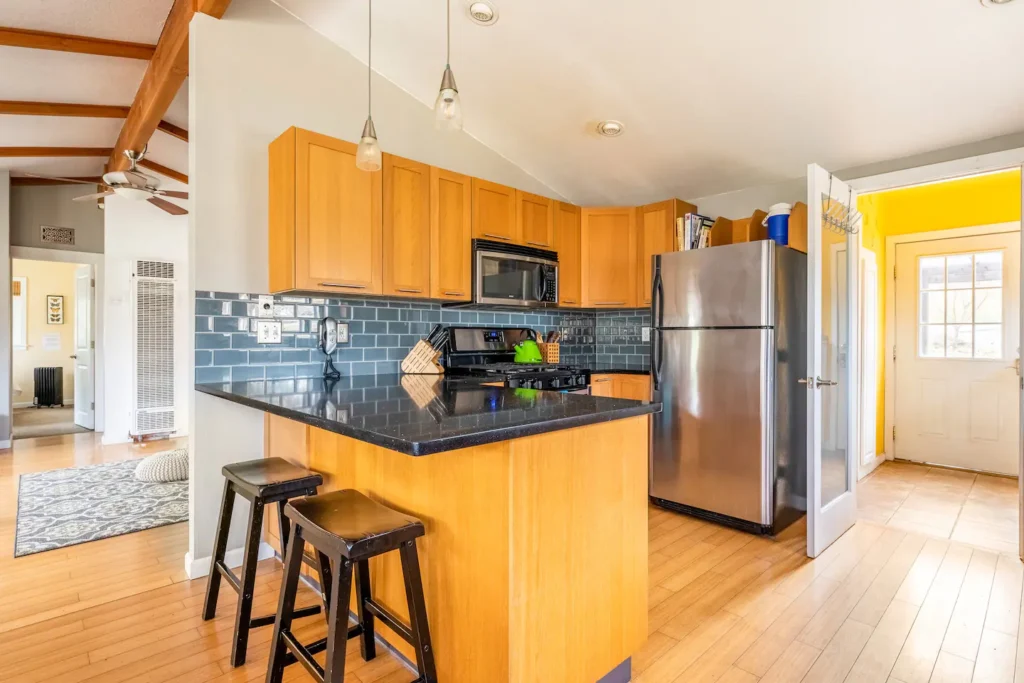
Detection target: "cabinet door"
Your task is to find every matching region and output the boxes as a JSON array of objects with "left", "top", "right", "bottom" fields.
[
  {"left": 590, "top": 374, "right": 615, "bottom": 397},
  {"left": 430, "top": 167, "right": 472, "bottom": 301},
  {"left": 517, "top": 190, "right": 554, "bottom": 249},
  {"left": 554, "top": 202, "right": 581, "bottom": 307},
  {"left": 637, "top": 200, "right": 675, "bottom": 307},
  {"left": 472, "top": 178, "right": 519, "bottom": 243},
  {"left": 383, "top": 154, "right": 431, "bottom": 298},
  {"left": 581, "top": 207, "right": 637, "bottom": 308},
  {"left": 295, "top": 129, "right": 382, "bottom": 293},
  {"left": 617, "top": 375, "right": 651, "bottom": 401}
]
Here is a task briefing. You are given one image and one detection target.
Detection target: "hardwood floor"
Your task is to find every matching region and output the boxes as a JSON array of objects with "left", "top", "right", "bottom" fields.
[
  {"left": 859, "top": 461, "right": 1019, "bottom": 555},
  {"left": 2, "top": 436, "right": 1023, "bottom": 682}
]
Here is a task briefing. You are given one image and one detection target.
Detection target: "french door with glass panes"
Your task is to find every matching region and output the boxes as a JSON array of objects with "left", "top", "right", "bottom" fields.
[{"left": 894, "top": 231, "right": 1020, "bottom": 475}]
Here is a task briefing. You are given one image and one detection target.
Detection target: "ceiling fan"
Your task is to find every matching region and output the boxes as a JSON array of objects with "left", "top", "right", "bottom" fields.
[{"left": 26, "top": 147, "right": 188, "bottom": 216}]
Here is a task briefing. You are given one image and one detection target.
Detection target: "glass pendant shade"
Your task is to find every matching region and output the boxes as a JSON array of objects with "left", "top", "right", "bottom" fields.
[
  {"left": 434, "top": 65, "right": 463, "bottom": 130},
  {"left": 355, "top": 116, "right": 382, "bottom": 172}
]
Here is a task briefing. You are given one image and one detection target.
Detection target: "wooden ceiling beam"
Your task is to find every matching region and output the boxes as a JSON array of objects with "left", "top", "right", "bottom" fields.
[
  {"left": 138, "top": 159, "right": 188, "bottom": 184},
  {"left": 156, "top": 120, "right": 188, "bottom": 142},
  {"left": 194, "top": 0, "right": 234, "bottom": 18},
  {"left": 0, "top": 100, "right": 130, "bottom": 118},
  {"left": 0, "top": 27, "right": 155, "bottom": 60},
  {"left": 11, "top": 176, "right": 104, "bottom": 186},
  {"left": 0, "top": 147, "right": 112, "bottom": 157}
]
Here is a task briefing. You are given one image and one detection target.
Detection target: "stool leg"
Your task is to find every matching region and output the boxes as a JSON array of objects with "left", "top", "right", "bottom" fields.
[
  {"left": 202, "top": 480, "right": 235, "bottom": 621},
  {"left": 276, "top": 499, "right": 290, "bottom": 554},
  {"left": 354, "top": 560, "right": 376, "bottom": 661},
  {"left": 399, "top": 541, "right": 437, "bottom": 683},
  {"left": 324, "top": 557, "right": 354, "bottom": 683},
  {"left": 266, "top": 526, "right": 305, "bottom": 683},
  {"left": 317, "top": 551, "right": 334, "bottom": 615},
  {"left": 230, "top": 498, "right": 264, "bottom": 668}
]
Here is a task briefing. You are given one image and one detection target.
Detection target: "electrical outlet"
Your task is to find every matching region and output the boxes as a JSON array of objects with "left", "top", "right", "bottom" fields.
[
  {"left": 256, "top": 320, "right": 282, "bottom": 344},
  {"left": 336, "top": 322, "right": 349, "bottom": 343},
  {"left": 641, "top": 326, "right": 651, "bottom": 342},
  {"left": 257, "top": 295, "right": 275, "bottom": 318}
]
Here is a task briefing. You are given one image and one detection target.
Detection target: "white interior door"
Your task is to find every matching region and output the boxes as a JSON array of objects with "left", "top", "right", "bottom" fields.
[
  {"left": 807, "top": 164, "right": 861, "bottom": 558},
  {"left": 893, "top": 232, "right": 1020, "bottom": 475},
  {"left": 73, "top": 264, "right": 95, "bottom": 429}
]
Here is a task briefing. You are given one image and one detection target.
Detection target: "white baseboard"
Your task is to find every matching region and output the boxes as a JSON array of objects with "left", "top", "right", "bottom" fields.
[
  {"left": 14, "top": 401, "right": 75, "bottom": 409},
  {"left": 859, "top": 452, "right": 887, "bottom": 480},
  {"left": 184, "top": 541, "right": 275, "bottom": 580},
  {"left": 0, "top": 440, "right": 10, "bottom": 450}
]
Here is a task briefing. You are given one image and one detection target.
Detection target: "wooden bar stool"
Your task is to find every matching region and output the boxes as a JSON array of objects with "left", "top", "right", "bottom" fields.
[
  {"left": 266, "top": 489, "right": 438, "bottom": 683},
  {"left": 202, "top": 457, "right": 329, "bottom": 667}
]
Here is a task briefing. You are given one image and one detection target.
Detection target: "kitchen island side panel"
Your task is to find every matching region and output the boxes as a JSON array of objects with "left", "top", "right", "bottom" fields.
[{"left": 264, "top": 413, "right": 648, "bottom": 683}]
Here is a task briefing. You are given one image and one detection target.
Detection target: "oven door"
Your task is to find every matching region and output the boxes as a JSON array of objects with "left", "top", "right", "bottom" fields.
[{"left": 474, "top": 249, "right": 557, "bottom": 308}]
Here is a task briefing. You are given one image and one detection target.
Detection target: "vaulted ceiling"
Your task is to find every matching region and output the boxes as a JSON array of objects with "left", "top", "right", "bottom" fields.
[
  {"left": 275, "top": 0, "right": 1024, "bottom": 206},
  {"left": 0, "top": 0, "right": 187, "bottom": 184}
]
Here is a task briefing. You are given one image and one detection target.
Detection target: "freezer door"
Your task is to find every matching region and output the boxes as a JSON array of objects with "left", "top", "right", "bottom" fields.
[
  {"left": 654, "top": 241, "right": 774, "bottom": 329},
  {"left": 650, "top": 328, "right": 773, "bottom": 525}
]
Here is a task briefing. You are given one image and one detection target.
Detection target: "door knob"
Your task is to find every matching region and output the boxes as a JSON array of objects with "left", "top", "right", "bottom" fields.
[
  {"left": 797, "top": 377, "right": 813, "bottom": 385},
  {"left": 70, "top": 354, "right": 78, "bottom": 359}
]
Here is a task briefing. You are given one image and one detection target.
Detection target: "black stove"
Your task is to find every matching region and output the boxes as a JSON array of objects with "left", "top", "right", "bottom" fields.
[{"left": 442, "top": 327, "right": 591, "bottom": 392}]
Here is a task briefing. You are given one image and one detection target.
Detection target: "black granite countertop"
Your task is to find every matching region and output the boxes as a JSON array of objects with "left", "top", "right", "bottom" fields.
[
  {"left": 196, "top": 375, "right": 660, "bottom": 456},
  {"left": 589, "top": 367, "right": 651, "bottom": 376}
]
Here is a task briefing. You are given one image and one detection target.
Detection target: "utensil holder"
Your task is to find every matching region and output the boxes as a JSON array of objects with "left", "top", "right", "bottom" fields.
[
  {"left": 538, "top": 342, "right": 560, "bottom": 364},
  {"left": 401, "top": 340, "right": 444, "bottom": 375}
]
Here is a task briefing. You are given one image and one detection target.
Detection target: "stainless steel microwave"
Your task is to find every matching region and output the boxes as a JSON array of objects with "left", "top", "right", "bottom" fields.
[{"left": 459, "top": 239, "right": 559, "bottom": 309}]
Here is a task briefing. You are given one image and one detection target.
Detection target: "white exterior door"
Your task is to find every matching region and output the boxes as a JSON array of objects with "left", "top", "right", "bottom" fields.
[
  {"left": 893, "top": 231, "right": 1020, "bottom": 475},
  {"left": 73, "top": 264, "right": 95, "bottom": 429},
  {"left": 807, "top": 164, "right": 861, "bottom": 558}
]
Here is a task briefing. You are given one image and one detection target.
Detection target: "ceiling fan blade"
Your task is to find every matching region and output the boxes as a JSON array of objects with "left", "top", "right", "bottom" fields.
[
  {"left": 23, "top": 173, "right": 110, "bottom": 187},
  {"left": 72, "top": 191, "right": 115, "bottom": 202},
  {"left": 147, "top": 197, "right": 188, "bottom": 216},
  {"left": 154, "top": 190, "right": 188, "bottom": 200}
]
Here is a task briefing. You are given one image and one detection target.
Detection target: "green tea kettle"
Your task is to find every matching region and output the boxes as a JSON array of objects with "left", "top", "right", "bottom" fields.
[{"left": 513, "top": 339, "right": 543, "bottom": 364}]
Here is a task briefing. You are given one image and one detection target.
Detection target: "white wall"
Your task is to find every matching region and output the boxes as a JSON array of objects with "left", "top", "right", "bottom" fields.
[
  {"left": 10, "top": 185, "right": 105, "bottom": 254},
  {"left": 0, "top": 172, "right": 11, "bottom": 447},
  {"left": 186, "top": 0, "right": 563, "bottom": 575},
  {"left": 103, "top": 194, "right": 190, "bottom": 445}
]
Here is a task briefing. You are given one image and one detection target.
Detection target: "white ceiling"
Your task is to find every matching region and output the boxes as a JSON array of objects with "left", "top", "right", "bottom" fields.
[
  {"left": 0, "top": 0, "right": 187, "bottom": 181},
  {"left": 275, "top": 0, "right": 1024, "bottom": 205}
]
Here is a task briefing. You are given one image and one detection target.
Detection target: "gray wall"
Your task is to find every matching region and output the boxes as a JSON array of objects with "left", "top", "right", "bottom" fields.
[
  {"left": 0, "top": 173, "right": 11, "bottom": 445},
  {"left": 10, "top": 185, "right": 105, "bottom": 254}
]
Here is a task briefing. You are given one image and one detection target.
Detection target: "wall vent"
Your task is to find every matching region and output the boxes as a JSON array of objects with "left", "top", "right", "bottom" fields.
[
  {"left": 131, "top": 260, "right": 176, "bottom": 437},
  {"left": 40, "top": 225, "right": 75, "bottom": 246}
]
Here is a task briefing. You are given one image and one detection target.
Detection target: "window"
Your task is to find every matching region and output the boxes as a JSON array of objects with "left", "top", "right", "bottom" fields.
[
  {"left": 918, "top": 251, "right": 1002, "bottom": 359},
  {"left": 12, "top": 277, "right": 26, "bottom": 350}
]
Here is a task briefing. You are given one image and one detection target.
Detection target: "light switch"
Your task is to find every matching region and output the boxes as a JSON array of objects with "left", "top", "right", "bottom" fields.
[
  {"left": 257, "top": 320, "right": 282, "bottom": 344},
  {"left": 641, "top": 326, "right": 651, "bottom": 342}
]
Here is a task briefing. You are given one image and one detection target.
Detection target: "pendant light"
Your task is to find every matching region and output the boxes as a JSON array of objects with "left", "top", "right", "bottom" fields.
[
  {"left": 433, "top": 0, "right": 463, "bottom": 130},
  {"left": 356, "top": 0, "right": 382, "bottom": 171}
]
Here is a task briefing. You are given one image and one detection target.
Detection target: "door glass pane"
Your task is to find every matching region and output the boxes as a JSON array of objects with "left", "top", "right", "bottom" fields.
[
  {"left": 920, "top": 325, "right": 945, "bottom": 357},
  {"left": 916, "top": 251, "right": 1004, "bottom": 360},
  {"left": 946, "top": 255, "right": 973, "bottom": 289},
  {"left": 946, "top": 325, "right": 973, "bottom": 358},
  {"left": 946, "top": 290, "right": 973, "bottom": 323},
  {"left": 920, "top": 257, "right": 946, "bottom": 290},
  {"left": 920, "top": 292, "right": 944, "bottom": 323},
  {"left": 975, "top": 252, "right": 1002, "bottom": 287},
  {"left": 975, "top": 289, "right": 1002, "bottom": 323},
  {"left": 975, "top": 325, "right": 1002, "bottom": 359},
  {"left": 820, "top": 229, "right": 849, "bottom": 508}
]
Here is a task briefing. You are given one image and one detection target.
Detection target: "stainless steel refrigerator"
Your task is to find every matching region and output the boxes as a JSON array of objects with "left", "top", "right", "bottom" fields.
[{"left": 649, "top": 240, "right": 807, "bottom": 535}]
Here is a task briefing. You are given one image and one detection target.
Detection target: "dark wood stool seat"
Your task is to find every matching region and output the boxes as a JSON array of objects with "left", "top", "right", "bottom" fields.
[
  {"left": 266, "top": 490, "right": 438, "bottom": 683},
  {"left": 203, "top": 458, "right": 328, "bottom": 668}
]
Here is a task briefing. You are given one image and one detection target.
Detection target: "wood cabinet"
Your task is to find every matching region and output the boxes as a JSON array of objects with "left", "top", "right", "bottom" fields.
[
  {"left": 430, "top": 167, "right": 473, "bottom": 301},
  {"left": 472, "top": 178, "right": 519, "bottom": 244},
  {"left": 269, "top": 127, "right": 383, "bottom": 294},
  {"left": 590, "top": 373, "right": 651, "bottom": 400},
  {"left": 383, "top": 154, "right": 430, "bottom": 298},
  {"left": 554, "top": 202, "right": 581, "bottom": 307},
  {"left": 787, "top": 201, "right": 808, "bottom": 254},
  {"left": 516, "top": 190, "right": 555, "bottom": 249},
  {"left": 581, "top": 207, "right": 637, "bottom": 308},
  {"left": 636, "top": 198, "right": 697, "bottom": 306}
]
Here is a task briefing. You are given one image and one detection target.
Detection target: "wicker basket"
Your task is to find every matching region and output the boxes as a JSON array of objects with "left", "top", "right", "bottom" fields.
[{"left": 538, "top": 342, "right": 560, "bottom": 364}]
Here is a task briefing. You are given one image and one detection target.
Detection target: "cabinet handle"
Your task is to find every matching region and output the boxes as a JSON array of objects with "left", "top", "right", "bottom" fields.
[
  {"left": 443, "top": 291, "right": 465, "bottom": 297},
  {"left": 594, "top": 301, "right": 627, "bottom": 306},
  {"left": 562, "top": 299, "right": 577, "bottom": 304},
  {"left": 526, "top": 241, "right": 549, "bottom": 247},
  {"left": 320, "top": 282, "right": 367, "bottom": 289},
  {"left": 594, "top": 378, "right": 611, "bottom": 383},
  {"left": 483, "top": 233, "right": 512, "bottom": 241},
  {"left": 396, "top": 288, "right": 423, "bottom": 294}
]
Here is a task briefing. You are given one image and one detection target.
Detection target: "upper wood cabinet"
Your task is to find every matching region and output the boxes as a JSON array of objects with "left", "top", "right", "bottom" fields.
[
  {"left": 430, "top": 167, "right": 473, "bottom": 301},
  {"left": 636, "top": 198, "right": 696, "bottom": 306},
  {"left": 581, "top": 207, "right": 637, "bottom": 308},
  {"left": 472, "top": 179, "right": 519, "bottom": 244},
  {"left": 383, "top": 154, "right": 431, "bottom": 298},
  {"left": 516, "top": 190, "right": 555, "bottom": 249},
  {"left": 554, "top": 202, "right": 581, "bottom": 307},
  {"left": 269, "top": 127, "right": 382, "bottom": 294}
]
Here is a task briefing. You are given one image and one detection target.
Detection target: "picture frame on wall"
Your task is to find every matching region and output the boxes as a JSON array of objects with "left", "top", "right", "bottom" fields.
[{"left": 47, "top": 295, "right": 64, "bottom": 325}]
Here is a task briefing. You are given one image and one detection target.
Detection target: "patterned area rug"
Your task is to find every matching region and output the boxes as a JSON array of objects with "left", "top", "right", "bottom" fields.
[{"left": 15, "top": 458, "right": 189, "bottom": 557}]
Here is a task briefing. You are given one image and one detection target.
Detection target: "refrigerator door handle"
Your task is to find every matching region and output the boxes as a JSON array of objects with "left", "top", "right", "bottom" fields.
[{"left": 651, "top": 270, "right": 665, "bottom": 390}]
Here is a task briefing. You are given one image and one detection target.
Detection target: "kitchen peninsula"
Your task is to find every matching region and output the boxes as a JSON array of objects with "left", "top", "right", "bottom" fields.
[{"left": 196, "top": 375, "right": 658, "bottom": 682}]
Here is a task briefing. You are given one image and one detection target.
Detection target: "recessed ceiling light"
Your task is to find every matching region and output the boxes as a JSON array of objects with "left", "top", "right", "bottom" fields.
[
  {"left": 468, "top": 1, "right": 498, "bottom": 26},
  {"left": 980, "top": 0, "right": 1015, "bottom": 6},
  {"left": 596, "top": 120, "right": 625, "bottom": 137}
]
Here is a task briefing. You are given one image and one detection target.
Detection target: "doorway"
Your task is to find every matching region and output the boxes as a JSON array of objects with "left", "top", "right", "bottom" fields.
[{"left": 11, "top": 257, "right": 96, "bottom": 440}]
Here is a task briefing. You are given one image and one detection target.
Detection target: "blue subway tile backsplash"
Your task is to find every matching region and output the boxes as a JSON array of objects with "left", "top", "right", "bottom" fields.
[{"left": 194, "top": 291, "right": 651, "bottom": 382}]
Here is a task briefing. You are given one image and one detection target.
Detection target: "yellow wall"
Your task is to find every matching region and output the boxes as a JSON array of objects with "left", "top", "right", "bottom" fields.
[
  {"left": 12, "top": 259, "right": 79, "bottom": 407},
  {"left": 859, "top": 168, "right": 1022, "bottom": 455}
]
